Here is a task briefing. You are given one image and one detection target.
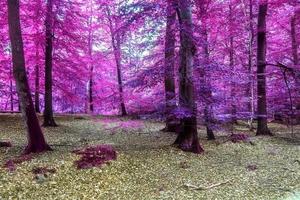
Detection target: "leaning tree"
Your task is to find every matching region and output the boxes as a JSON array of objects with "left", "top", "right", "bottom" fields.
[{"left": 7, "top": 0, "right": 52, "bottom": 154}]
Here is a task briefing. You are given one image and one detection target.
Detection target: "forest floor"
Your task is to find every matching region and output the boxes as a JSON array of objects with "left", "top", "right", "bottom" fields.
[{"left": 0, "top": 114, "right": 300, "bottom": 200}]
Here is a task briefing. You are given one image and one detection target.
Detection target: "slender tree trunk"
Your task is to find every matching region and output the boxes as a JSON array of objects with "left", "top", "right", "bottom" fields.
[
  {"left": 10, "top": 67, "right": 14, "bottom": 112},
  {"left": 7, "top": 0, "right": 51, "bottom": 154},
  {"left": 107, "top": 9, "right": 127, "bottom": 116},
  {"left": 87, "top": 23, "right": 94, "bottom": 113},
  {"left": 174, "top": 0, "right": 204, "bottom": 154},
  {"left": 35, "top": 42, "right": 40, "bottom": 113},
  {"left": 195, "top": 0, "right": 215, "bottom": 140},
  {"left": 256, "top": 0, "right": 272, "bottom": 136},
  {"left": 229, "top": 4, "right": 237, "bottom": 125},
  {"left": 114, "top": 34, "right": 127, "bottom": 116},
  {"left": 291, "top": 14, "right": 299, "bottom": 124},
  {"left": 43, "top": 0, "right": 57, "bottom": 126},
  {"left": 291, "top": 16, "right": 298, "bottom": 66},
  {"left": 247, "top": 0, "right": 255, "bottom": 130},
  {"left": 163, "top": 0, "right": 178, "bottom": 132}
]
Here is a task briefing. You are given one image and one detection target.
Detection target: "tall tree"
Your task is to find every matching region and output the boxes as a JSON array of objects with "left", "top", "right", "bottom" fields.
[
  {"left": 43, "top": 0, "right": 57, "bottom": 126},
  {"left": 87, "top": 0, "right": 94, "bottom": 114},
  {"left": 195, "top": 0, "right": 215, "bottom": 140},
  {"left": 256, "top": 0, "right": 272, "bottom": 136},
  {"left": 229, "top": 2, "right": 237, "bottom": 124},
  {"left": 163, "top": 0, "right": 177, "bottom": 132},
  {"left": 34, "top": 41, "right": 41, "bottom": 113},
  {"left": 107, "top": 7, "right": 127, "bottom": 116},
  {"left": 7, "top": 0, "right": 51, "bottom": 154},
  {"left": 173, "top": 0, "right": 204, "bottom": 154},
  {"left": 247, "top": 0, "right": 255, "bottom": 130}
]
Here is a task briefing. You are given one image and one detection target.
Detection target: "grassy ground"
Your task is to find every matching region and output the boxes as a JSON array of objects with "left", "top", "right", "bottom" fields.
[{"left": 0, "top": 114, "right": 300, "bottom": 200}]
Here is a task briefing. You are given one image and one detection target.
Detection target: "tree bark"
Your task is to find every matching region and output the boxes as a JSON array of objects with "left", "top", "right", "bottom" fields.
[
  {"left": 291, "top": 15, "right": 298, "bottom": 66},
  {"left": 107, "top": 8, "right": 127, "bottom": 116},
  {"left": 34, "top": 42, "right": 40, "bottom": 113},
  {"left": 162, "top": 0, "right": 178, "bottom": 132},
  {"left": 229, "top": 3, "right": 237, "bottom": 124},
  {"left": 195, "top": 0, "right": 215, "bottom": 140},
  {"left": 256, "top": 0, "right": 272, "bottom": 136},
  {"left": 10, "top": 67, "right": 14, "bottom": 112},
  {"left": 174, "top": 0, "right": 204, "bottom": 154},
  {"left": 43, "top": 0, "right": 57, "bottom": 126},
  {"left": 7, "top": 0, "right": 51, "bottom": 154},
  {"left": 247, "top": 0, "right": 255, "bottom": 130},
  {"left": 87, "top": 6, "right": 94, "bottom": 114}
]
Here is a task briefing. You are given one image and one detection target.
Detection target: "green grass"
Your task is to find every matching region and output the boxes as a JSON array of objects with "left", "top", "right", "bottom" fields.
[{"left": 0, "top": 114, "right": 300, "bottom": 200}]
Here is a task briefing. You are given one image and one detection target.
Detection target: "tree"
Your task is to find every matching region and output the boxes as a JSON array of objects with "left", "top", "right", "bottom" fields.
[
  {"left": 163, "top": 0, "right": 177, "bottom": 132},
  {"left": 6, "top": 0, "right": 51, "bottom": 154},
  {"left": 256, "top": 0, "right": 272, "bottom": 136},
  {"left": 246, "top": 0, "right": 255, "bottom": 130},
  {"left": 107, "top": 7, "right": 127, "bottom": 116},
  {"left": 195, "top": 0, "right": 215, "bottom": 140},
  {"left": 173, "top": 0, "right": 204, "bottom": 154},
  {"left": 43, "top": 0, "right": 57, "bottom": 126}
]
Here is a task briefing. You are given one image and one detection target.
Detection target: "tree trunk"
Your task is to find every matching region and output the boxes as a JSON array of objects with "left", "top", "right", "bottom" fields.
[
  {"left": 256, "top": 0, "right": 272, "bottom": 136},
  {"left": 87, "top": 18, "right": 94, "bottom": 113},
  {"left": 114, "top": 34, "right": 127, "bottom": 116},
  {"left": 247, "top": 0, "right": 255, "bottom": 130},
  {"left": 291, "top": 15, "right": 298, "bottom": 66},
  {"left": 7, "top": 0, "right": 51, "bottom": 154},
  {"left": 43, "top": 0, "right": 57, "bottom": 127},
  {"left": 35, "top": 42, "right": 40, "bottom": 113},
  {"left": 107, "top": 8, "right": 127, "bottom": 116},
  {"left": 195, "top": 0, "right": 215, "bottom": 140},
  {"left": 10, "top": 67, "right": 14, "bottom": 112},
  {"left": 291, "top": 13, "right": 299, "bottom": 124},
  {"left": 163, "top": 0, "right": 178, "bottom": 132},
  {"left": 229, "top": 4, "right": 237, "bottom": 125},
  {"left": 174, "top": 0, "right": 204, "bottom": 154}
]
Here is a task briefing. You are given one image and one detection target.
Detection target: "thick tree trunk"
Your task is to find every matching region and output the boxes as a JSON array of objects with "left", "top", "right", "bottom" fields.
[
  {"left": 195, "top": 0, "right": 215, "bottom": 140},
  {"left": 43, "top": 0, "right": 57, "bottom": 127},
  {"left": 256, "top": 1, "right": 272, "bottom": 136},
  {"left": 7, "top": 0, "right": 51, "bottom": 154},
  {"left": 174, "top": 0, "right": 204, "bottom": 154},
  {"left": 162, "top": 0, "right": 178, "bottom": 132},
  {"left": 247, "top": 0, "right": 255, "bottom": 130},
  {"left": 34, "top": 42, "right": 40, "bottom": 113}
]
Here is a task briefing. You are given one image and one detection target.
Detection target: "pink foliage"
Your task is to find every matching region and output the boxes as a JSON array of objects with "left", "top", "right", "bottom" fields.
[
  {"left": 3, "top": 154, "right": 33, "bottom": 172},
  {"left": 73, "top": 145, "right": 117, "bottom": 169}
]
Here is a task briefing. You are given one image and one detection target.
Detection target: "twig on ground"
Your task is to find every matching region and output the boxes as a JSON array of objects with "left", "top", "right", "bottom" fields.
[{"left": 183, "top": 179, "right": 232, "bottom": 190}]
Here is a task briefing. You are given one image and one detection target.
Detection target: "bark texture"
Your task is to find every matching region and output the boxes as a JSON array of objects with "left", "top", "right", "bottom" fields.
[
  {"left": 7, "top": 0, "right": 51, "bottom": 154},
  {"left": 174, "top": 0, "right": 204, "bottom": 154},
  {"left": 256, "top": 1, "right": 272, "bottom": 136},
  {"left": 43, "top": 0, "right": 57, "bottom": 127},
  {"left": 163, "top": 0, "right": 178, "bottom": 132},
  {"left": 195, "top": 0, "right": 215, "bottom": 140}
]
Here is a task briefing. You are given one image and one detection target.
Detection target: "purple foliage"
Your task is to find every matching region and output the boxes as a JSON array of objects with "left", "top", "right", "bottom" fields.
[
  {"left": 0, "top": 141, "right": 12, "bottom": 148},
  {"left": 3, "top": 154, "right": 33, "bottom": 172},
  {"left": 73, "top": 145, "right": 117, "bottom": 169}
]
